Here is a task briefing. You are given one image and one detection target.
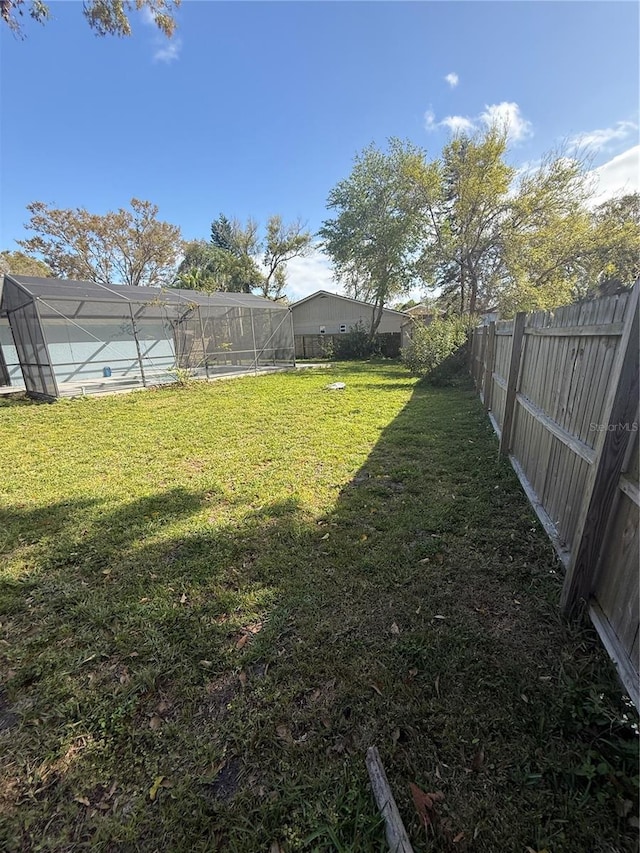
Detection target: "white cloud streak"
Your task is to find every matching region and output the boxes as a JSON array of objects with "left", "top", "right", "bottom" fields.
[
  {"left": 589, "top": 145, "right": 640, "bottom": 204},
  {"left": 154, "top": 38, "right": 182, "bottom": 63},
  {"left": 570, "top": 121, "right": 638, "bottom": 153},
  {"left": 425, "top": 101, "right": 533, "bottom": 143},
  {"left": 285, "top": 248, "right": 339, "bottom": 302},
  {"left": 139, "top": 5, "right": 182, "bottom": 64},
  {"left": 444, "top": 72, "right": 459, "bottom": 88}
]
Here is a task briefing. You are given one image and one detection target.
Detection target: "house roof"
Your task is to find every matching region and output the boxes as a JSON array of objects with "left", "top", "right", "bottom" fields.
[
  {"left": 290, "top": 290, "right": 408, "bottom": 316},
  {"left": 2, "top": 275, "right": 288, "bottom": 310}
]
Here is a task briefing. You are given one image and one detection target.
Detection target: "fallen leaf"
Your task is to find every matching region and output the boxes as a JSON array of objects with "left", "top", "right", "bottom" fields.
[
  {"left": 433, "top": 614, "right": 446, "bottom": 620},
  {"left": 521, "top": 694, "right": 529, "bottom": 704},
  {"left": 247, "top": 621, "right": 263, "bottom": 634},
  {"left": 453, "top": 831, "right": 465, "bottom": 843},
  {"left": 434, "top": 674, "right": 440, "bottom": 698},
  {"left": 74, "top": 796, "right": 90, "bottom": 806},
  {"left": 270, "top": 842, "right": 283, "bottom": 853},
  {"left": 471, "top": 746, "right": 485, "bottom": 772},
  {"left": 369, "top": 681, "right": 383, "bottom": 696},
  {"left": 236, "top": 633, "right": 250, "bottom": 650},
  {"left": 320, "top": 533, "right": 330, "bottom": 540},
  {"left": 409, "top": 783, "right": 444, "bottom": 834},
  {"left": 180, "top": 593, "right": 187, "bottom": 604},
  {"left": 391, "top": 727, "right": 400, "bottom": 745},
  {"left": 139, "top": 597, "right": 150, "bottom": 603},
  {"left": 149, "top": 776, "right": 165, "bottom": 801},
  {"left": 408, "top": 667, "right": 418, "bottom": 679},
  {"left": 238, "top": 671, "right": 247, "bottom": 688},
  {"left": 276, "top": 724, "right": 293, "bottom": 743},
  {"left": 156, "top": 699, "right": 171, "bottom": 715},
  {"left": 199, "top": 659, "right": 212, "bottom": 668},
  {"left": 360, "top": 534, "right": 368, "bottom": 541},
  {"left": 390, "top": 622, "right": 400, "bottom": 636},
  {"left": 101, "top": 569, "right": 111, "bottom": 576},
  {"left": 149, "top": 715, "right": 163, "bottom": 730}
]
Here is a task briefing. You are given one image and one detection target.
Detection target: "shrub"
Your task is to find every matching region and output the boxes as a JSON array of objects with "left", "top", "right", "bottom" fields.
[
  {"left": 333, "top": 321, "right": 380, "bottom": 360},
  {"left": 401, "top": 315, "right": 474, "bottom": 385}
]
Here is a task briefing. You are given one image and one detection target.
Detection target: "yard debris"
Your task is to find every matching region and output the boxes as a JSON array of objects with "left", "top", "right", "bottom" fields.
[
  {"left": 366, "top": 746, "right": 414, "bottom": 853},
  {"left": 326, "top": 382, "right": 346, "bottom": 390},
  {"left": 235, "top": 633, "right": 250, "bottom": 650},
  {"left": 409, "top": 782, "right": 445, "bottom": 834},
  {"left": 390, "top": 622, "right": 401, "bottom": 636},
  {"left": 470, "top": 745, "right": 485, "bottom": 772}
]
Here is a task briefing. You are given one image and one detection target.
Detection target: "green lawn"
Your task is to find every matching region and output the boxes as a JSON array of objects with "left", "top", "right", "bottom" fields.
[{"left": 0, "top": 363, "right": 637, "bottom": 852}]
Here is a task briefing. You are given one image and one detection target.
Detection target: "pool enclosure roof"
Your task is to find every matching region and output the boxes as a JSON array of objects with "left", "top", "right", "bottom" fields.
[{"left": 2, "top": 275, "right": 288, "bottom": 311}]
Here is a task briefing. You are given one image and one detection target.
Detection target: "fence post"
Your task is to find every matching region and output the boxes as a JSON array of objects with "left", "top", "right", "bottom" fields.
[
  {"left": 499, "top": 312, "right": 526, "bottom": 457},
  {"left": 483, "top": 321, "right": 496, "bottom": 413},
  {"left": 560, "top": 284, "right": 639, "bottom": 614}
]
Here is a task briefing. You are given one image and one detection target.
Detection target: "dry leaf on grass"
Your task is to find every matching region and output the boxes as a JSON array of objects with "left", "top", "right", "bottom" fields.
[
  {"left": 276, "top": 724, "right": 293, "bottom": 743},
  {"left": 471, "top": 746, "right": 485, "bottom": 772},
  {"left": 409, "top": 783, "right": 445, "bottom": 833},
  {"left": 238, "top": 671, "right": 247, "bottom": 688},
  {"left": 149, "top": 715, "right": 163, "bottom": 730},
  {"left": 235, "top": 633, "right": 250, "bottom": 650},
  {"left": 180, "top": 593, "right": 187, "bottom": 604},
  {"left": 369, "top": 681, "right": 384, "bottom": 696},
  {"left": 390, "top": 622, "right": 400, "bottom": 635},
  {"left": 453, "top": 831, "right": 465, "bottom": 843}
]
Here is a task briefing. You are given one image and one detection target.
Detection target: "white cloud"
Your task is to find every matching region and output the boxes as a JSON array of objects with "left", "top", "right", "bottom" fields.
[
  {"left": 444, "top": 72, "right": 459, "bottom": 88},
  {"left": 139, "top": 5, "right": 182, "bottom": 63},
  {"left": 154, "top": 38, "right": 182, "bottom": 63},
  {"left": 479, "top": 102, "right": 532, "bottom": 142},
  {"left": 440, "top": 114, "right": 475, "bottom": 134},
  {"left": 589, "top": 145, "right": 639, "bottom": 204},
  {"left": 570, "top": 120, "right": 638, "bottom": 153},
  {"left": 425, "top": 101, "right": 532, "bottom": 143},
  {"left": 284, "top": 248, "right": 339, "bottom": 302},
  {"left": 424, "top": 108, "right": 437, "bottom": 130}
]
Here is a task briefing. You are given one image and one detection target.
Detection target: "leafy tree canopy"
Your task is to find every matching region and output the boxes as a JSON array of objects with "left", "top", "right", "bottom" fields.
[
  {"left": 1, "top": 0, "right": 180, "bottom": 37},
  {"left": 319, "top": 138, "right": 426, "bottom": 337},
  {"left": 0, "top": 250, "right": 52, "bottom": 278},
  {"left": 19, "top": 198, "right": 182, "bottom": 288}
]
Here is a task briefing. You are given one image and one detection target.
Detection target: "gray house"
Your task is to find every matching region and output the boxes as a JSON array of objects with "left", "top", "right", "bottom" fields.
[{"left": 290, "top": 290, "right": 408, "bottom": 358}]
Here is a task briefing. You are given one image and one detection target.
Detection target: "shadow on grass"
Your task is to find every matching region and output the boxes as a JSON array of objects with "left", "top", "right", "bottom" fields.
[{"left": 0, "top": 381, "right": 638, "bottom": 853}]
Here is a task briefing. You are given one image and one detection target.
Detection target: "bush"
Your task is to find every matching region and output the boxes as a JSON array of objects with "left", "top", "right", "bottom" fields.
[
  {"left": 401, "top": 315, "right": 474, "bottom": 385},
  {"left": 333, "top": 321, "right": 380, "bottom": 360}
]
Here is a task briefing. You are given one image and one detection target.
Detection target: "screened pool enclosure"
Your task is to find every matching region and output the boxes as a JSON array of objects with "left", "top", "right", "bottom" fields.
[{"left": 0, "top": 275, "right": 295, "bottom": 399}]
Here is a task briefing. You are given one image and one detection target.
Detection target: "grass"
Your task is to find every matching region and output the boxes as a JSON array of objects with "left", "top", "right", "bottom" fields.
[{"left": 0, "top": 362, "right": 637, "bottom": 852}]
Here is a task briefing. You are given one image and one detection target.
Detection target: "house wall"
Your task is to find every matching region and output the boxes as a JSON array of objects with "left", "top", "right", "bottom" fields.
[{"left": 291, "top": 294, "right": 405, "bottom": 335}]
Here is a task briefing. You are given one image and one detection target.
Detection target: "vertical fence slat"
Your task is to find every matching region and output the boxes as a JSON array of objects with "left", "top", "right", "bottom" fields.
[
  {"left": 560, "top": 286, "right": 639, "bottom": 613},
  {"left": 483, "top": 322, "right": 496, "bottom": 413},
  {"left": 499, "top": 312, "right": 526, "bottom": 457}
]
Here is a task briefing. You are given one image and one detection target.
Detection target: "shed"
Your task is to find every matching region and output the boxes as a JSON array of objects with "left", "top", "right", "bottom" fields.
[
  {"left": 0, "top": 275, "right": 294, "bottom": 399},
  {"left": 290, "top": 290, "right": 407, "bottom": 358}
]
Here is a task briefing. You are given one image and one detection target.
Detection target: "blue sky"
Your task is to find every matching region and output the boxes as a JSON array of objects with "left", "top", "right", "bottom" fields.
[{"left": 1, "top": 1, "right": 638, "bottom": 300}]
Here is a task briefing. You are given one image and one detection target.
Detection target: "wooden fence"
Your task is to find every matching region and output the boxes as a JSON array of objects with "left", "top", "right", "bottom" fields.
[{"left": 470, "top": 285, "right": 639, "bottom": 706}]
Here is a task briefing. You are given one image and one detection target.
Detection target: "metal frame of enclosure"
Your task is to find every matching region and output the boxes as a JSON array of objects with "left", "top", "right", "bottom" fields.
[{"left": 0, "top": 275, "right": 295, "bottom": 399}]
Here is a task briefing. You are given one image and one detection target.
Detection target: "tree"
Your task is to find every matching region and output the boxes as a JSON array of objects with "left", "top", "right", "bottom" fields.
[
  {"left": 412, "top": 128, "right": 515, "bottom": 315},
  {"left": 1, "top": 0, "right": 180, "bottom": 37},
  {"left": 261, "top": 216, "right": 312, "bottom": 300},
  {"left": 586, "top": 193, "right": 640, "bottom": 295},
  {"left": 0, "top": 250, "right": 52, "bottom": 278},
  {"left": 319, "top": 139, "right": 425, "bottom": 339},
  {"left": 19, "top": 198, "right": 182, "bottom": 287},
  {"left": 210, "top": 214, "right": 264, "bottom": 293},
  {"left": 411, "top": 129, "right": 632, "bottom": 317}
]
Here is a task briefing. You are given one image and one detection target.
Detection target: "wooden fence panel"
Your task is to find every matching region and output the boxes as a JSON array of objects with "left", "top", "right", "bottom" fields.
[{"left": 471, "top": 285, "right": 639, "bottom": 704}]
